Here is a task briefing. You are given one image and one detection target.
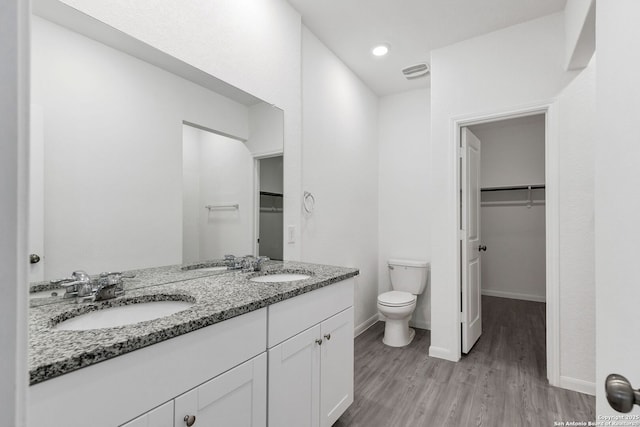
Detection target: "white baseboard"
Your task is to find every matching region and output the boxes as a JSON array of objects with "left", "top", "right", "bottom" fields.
[
  {"left": 428, "top": 346, "right": 460, "bottom": 362},
  {"left": 354, "top": 313, "right": 380, "bottom": 337},
  {"left": 409, "top": 319, "right": 431, "bottom": 330},
  {"left": 482, "top": 289, "right": 546, "bottom": 303},
  {"left": 559, "top": 376, "right": 596, "bottom": 396}
]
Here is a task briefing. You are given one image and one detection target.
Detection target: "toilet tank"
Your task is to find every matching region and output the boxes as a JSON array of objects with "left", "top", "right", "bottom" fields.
[{"left": 388, "top": 259, "right": 430, "bottom": 295}]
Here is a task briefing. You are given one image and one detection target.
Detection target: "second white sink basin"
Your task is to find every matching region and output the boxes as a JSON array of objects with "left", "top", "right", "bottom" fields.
[
  {"left": 53, "top": 300, "right": 193, "bottom": 331},
  {"left": 250, "top": 273, "right": 310, "bottom": 283}
]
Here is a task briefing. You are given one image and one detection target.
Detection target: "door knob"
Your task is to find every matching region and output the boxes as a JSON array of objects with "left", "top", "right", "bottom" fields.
[
  {"left": 478, "top": 245, "right": 487, "bottom": 252},
  {"left": 605, "top": 374, "right": 640, "bottom": 413},
  {"left": 29, "top": 253, "right": 41, "bottom": 264}
]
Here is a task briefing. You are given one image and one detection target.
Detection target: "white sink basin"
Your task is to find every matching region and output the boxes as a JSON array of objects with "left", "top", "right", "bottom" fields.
[
  {"left": 53, "top": 300, "right": 193, "bottom": 331},
  {"left": 250, "top": 273, "right": 310, "bottom": 283}
]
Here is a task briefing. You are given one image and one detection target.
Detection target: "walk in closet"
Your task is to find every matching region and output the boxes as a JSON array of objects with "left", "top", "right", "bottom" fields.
[{"left": 469, "top": 114, "right": 546, "bottom": 302}]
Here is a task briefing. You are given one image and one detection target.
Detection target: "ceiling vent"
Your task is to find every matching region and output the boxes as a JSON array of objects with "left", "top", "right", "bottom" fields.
[{"left": 402, "top": 63, "right": 430, "bottom": 80}]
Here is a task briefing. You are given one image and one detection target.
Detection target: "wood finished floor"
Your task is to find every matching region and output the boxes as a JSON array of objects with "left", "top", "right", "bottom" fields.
[{"left": 335, "top": 296, "right": 595, "bottom": 427}]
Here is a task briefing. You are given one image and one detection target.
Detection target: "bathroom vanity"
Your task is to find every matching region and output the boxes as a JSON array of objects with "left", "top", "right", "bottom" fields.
[{"left": 28, "top": 261, "right": 358, "bottom": 427}]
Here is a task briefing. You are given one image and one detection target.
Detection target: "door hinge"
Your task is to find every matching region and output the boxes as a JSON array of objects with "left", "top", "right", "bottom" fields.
[
  {"left": 458, "top": 229, "right": 465, "bottom": 240},
  {"left": 458, "top": 147, "right": 464, "bottom": 158}
]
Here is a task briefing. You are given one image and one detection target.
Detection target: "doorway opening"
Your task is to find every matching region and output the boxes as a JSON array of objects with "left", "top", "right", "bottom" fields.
[
  {"left": 459, "top": 111, "right": 551, "bottom": 380},
  {"left": 256, "top": 155, "right": 284, "bottom": 261}
]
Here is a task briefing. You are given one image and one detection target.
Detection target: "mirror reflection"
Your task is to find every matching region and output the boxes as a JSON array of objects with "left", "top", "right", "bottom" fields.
[{"left": 29, "top": 14, "right": 284, "bottom": 292}]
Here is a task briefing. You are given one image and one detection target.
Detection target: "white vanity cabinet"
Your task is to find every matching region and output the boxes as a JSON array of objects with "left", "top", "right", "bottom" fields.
[
  {"left": 267, "top": 279, "right": 355, "bottom": 427},
  {"left": 30, "top": 308, "right": 267, "bottom": 427},
  {"left": 121, "top": 401, "right": 174, "bottom": 427},
  {"left": 30, "top": 277, "right": 356, "bottom": 427},
  {"left": 121, "top": 353, "right": 267, "bottom": 427},
  {"left": 173, "top": 353, "right": 267, "bottom": 427}
]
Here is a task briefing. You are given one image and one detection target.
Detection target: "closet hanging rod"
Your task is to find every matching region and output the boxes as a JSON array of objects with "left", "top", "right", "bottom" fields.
[{"left": 481, "top": 184, "right": 545, "bottom": 192}]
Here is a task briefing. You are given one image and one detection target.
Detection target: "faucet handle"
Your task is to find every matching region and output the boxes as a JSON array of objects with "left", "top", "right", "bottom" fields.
[
  {"left": 51, "top": 270, "right": 90, "bottom": 285},
  {"left": 71, "top": 270, "right": 90, "bottom": 282}
]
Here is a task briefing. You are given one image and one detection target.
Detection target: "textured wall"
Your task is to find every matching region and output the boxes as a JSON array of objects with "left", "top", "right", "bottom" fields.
[
  {"left": 301, "top": 27, "right": 379, "bottom": 332},
  {"left": 378, "top": 89, "right": 431, "bottom": 329}
]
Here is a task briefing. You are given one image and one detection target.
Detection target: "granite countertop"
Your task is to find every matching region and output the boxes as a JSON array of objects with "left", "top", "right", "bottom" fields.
[{"left": 29, "top": 261, "right": 359, "bottom": 385}]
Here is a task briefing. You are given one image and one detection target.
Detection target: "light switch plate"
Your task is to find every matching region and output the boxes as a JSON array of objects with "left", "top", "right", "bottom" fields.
[{"left": 287, "top": 225, "right": 295, "bottom": 244}]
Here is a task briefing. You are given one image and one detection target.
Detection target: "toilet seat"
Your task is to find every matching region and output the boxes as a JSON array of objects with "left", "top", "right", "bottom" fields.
[{"left": 377, "top": 291, "right": 416, "bottom": 307}]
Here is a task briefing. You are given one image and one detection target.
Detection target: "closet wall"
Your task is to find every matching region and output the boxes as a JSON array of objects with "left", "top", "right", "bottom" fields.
[{"left": 469, "top": 114, "right": 546, "bottom": 302}]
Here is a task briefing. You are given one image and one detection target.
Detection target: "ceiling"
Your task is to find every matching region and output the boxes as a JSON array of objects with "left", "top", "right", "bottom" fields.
[{"left": 287, "top": 0, "right": 567, "bottom": 96}]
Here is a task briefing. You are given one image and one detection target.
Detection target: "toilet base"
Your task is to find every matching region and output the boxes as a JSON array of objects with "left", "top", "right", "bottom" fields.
[{"left": 382, "top": 319, "right": 416, "bottom": 347}]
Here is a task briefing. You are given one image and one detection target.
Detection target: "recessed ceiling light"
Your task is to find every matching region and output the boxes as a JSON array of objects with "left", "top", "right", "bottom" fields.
[{"left": 372, "top": 43, "right": 389, "bottom": 57}]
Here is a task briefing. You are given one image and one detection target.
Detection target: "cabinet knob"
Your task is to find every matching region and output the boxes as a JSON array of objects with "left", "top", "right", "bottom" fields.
[
  {"left": 29, "top": 253, "right": 41, "bottom": 264},
  {"left": 184, "top": 415, "right": 196, "bottom": 426},
  {"left": 324, "top": 334, "right": 331, "bottom": 341},
  {"left": 315, "top": 338, "right": 323, "bottom": 346}
]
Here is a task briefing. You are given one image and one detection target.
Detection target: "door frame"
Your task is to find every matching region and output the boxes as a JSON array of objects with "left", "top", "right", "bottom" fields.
[{"left": 453, "top": 100, "right": 560, "bottom": 387}]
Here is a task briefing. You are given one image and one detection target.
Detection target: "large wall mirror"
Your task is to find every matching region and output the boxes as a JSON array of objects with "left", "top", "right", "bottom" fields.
[{"left": 29, "top": 2, "right": 284, "bottom": 284}]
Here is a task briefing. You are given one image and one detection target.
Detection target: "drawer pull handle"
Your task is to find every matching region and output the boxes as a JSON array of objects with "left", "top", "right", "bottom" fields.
[{"left": 184, "top": 415, "right": 196, "bottom": 426}]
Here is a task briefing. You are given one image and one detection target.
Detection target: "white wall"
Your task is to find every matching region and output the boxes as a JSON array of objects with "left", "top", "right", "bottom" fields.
[
  {"left": 260, "top": 156, "right": 283, "bottom": 195},
  {"left": 0, "top": 0, "right": 29, "bottom": 424},
  {"left": 378, "top": 89, "right": 431, "bottom": 329},
  {"left": 472, "top": 115, "right": 546, "bottom": 188},
  {"left": 595, "top": 1, "right": 640, "bottom": 416},
  {"left": 564, "top": 0, "right": 596, "bottom": 70},
  {"left": 58, "top": 0, "right": 303, "bottom": 261},
  {"left": 183, "top": 126, "right": 254, "bottom": 263},
  {"left": 557, "top": 58, "right": 595, "bottom": 394},
  {"left": 247, "top": 103, "right": 284, "bottom": 157},
  {"left": 199, "top": 132, "right": 254, "bottom": 259},
  {"left": 470, "top": 115, "right": 546, "bottom": 302},
  {"left": 429, "top": 13, "right": 595, "bottom": 392},
  {"left": 32, "top": 17, "right": 251, "bottom": 278},
  {"left": 301, "top": 27, "right": 379, "bottom": 333},
  {"left": 182, "top": 125, "right": 201, "bottom": 263}
]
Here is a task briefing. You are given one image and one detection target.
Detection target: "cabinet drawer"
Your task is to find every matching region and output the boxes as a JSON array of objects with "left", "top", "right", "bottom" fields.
[{"left": 268, "top": 278, "right": 354, "bottom": 348}]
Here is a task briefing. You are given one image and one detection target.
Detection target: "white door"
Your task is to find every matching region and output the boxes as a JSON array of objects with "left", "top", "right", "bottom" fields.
[
  {"left": 461, "top": 127, "right": 482, "bottom": 353},
  {"left": 320, "top": 307, "right": 354, "bottom": 427},
  {"left": 268, "top": 325, "right": 321, "bottom": 427},
  {"left": 28, "top": 104, "right": 45, "bottom": 282},
  {"left": 174, "top": 353, "right": 267, "bottom": 427},
  {"left": 597, "top": 1, "right": 640, "bottom": 416},
  {"left": 120, "top": 401, "right": 173, "bottom": 427}
]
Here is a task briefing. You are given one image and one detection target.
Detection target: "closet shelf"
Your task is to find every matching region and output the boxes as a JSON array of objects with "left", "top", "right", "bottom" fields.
[
  {"left": 481, "top": 184, "right": 545, "bottom": 192},
  {"left": 259, "top": 191, "right": 283, "bottom": 197}
]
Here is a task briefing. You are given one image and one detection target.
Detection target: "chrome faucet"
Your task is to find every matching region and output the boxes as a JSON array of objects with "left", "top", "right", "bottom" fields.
[
  {"left": 241, "top": 256, "right": 270, "bottom": 272},
  {"left": 52, "top": 270, "right": 94, "bottom": 302},
  {"left": 52, "top": 270, "right": 133, "bottom": 303},
  {"left": 224, "top": 254, "right": 242, "bottom": 270},
  {"left": 94, "top": 272, "right": 129, "bottom": 301}
]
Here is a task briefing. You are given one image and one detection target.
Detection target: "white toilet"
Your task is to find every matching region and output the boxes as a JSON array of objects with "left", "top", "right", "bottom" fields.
[{"left": 377, "top": 259, "right": 429, "bottom": 347}]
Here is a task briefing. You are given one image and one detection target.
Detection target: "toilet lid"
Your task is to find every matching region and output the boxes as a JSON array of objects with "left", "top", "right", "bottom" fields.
[{"left": 378, "top": 291, "right": 416, "bottom": 307}]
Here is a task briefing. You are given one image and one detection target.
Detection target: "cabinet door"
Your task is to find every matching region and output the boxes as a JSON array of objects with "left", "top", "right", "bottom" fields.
[
  {"left": 120, "top": 401, "right": 173, "bottom": 427},
  {"left": 320, "top": 307, "right": 354, "bottom": 427},
  {"left": 268, "top": 324, "right": 321, "bottom": 427},
  {"left": 174, "top": 353, "right": 266, "bottom": 427}
]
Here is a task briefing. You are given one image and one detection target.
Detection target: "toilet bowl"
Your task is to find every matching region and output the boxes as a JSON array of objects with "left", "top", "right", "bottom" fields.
[
  {"left": 378, "top": 259, "right": 429, "bottom": 347},
  {"left": 377, "top": 291, "right": 417, "bottom": 346}
]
